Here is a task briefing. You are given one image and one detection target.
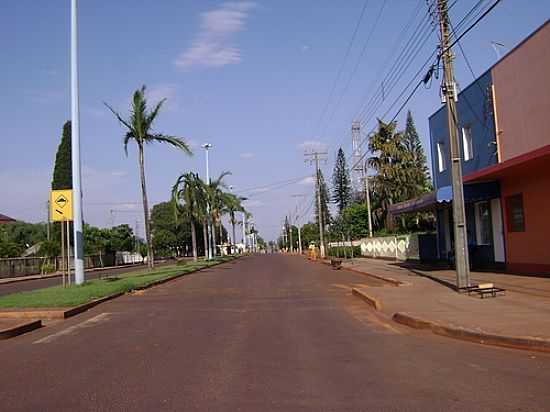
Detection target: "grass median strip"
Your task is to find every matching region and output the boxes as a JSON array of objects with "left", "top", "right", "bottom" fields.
[{"left": 0, "top": 256, "right": 235, "bottom": 309}]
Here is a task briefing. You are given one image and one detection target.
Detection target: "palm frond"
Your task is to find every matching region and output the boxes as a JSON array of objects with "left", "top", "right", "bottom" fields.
[{"left": 149, "top": 134, "right": 193, "bottom": 155}]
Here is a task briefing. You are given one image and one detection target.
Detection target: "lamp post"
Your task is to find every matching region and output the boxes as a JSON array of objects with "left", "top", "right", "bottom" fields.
[
  {"left": 202, "top": 143, "right": 213, "bottom": 260},
  {"left": 71, "top": 0, "right": 85, "bottom": 285}
]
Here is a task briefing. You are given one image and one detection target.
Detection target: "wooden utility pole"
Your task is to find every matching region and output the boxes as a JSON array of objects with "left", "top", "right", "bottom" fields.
[
  {"left": 438, "top": 0, "right": 470, "bottom": 289},
  {"left": 305, "top": 151, "right": 328, "bottom": 258}
]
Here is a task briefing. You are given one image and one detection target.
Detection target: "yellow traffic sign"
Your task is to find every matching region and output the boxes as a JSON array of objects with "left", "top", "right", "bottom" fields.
[{"left": 50, "top": 190, "right": 73, "bottom": 221}]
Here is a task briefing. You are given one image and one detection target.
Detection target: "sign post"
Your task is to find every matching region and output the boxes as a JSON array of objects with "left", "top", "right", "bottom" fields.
[{"left": 51, "top": 190, "right": 73, "bottom": 287}]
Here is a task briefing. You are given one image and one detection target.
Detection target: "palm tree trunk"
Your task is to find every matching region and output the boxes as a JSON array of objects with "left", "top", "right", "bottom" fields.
[
  {"left": 190, "top": 220, "right": 198, "bottom": 262},
  {"left": 202, "top": 220, "right": 208, "bottom": 258},
  {"left": 138, "top": 145, "right": 154, "bottom": 269}
]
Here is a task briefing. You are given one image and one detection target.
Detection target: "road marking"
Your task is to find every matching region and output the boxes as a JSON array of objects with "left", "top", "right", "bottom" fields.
[{"left": 33, "top": 313, "right": 111, "bottom": 344}]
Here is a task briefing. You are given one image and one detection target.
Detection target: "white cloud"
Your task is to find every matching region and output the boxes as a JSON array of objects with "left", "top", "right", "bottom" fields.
[
  {"left": 175, "top": 2, "right": 255, "bottom": 69},
  {"left": 298, "top": 176, "right": 315, "bottom": 186},
  {"left": 239, "top": 152, "right": 255, "bottom": 159},
  {"left": 297, "top": 140, "right": 328, "bottom": 152}
]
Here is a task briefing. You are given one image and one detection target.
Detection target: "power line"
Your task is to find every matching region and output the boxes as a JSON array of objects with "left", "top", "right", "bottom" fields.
[{"left": 311, "top": 0, "right": 371, "bottom": 138}]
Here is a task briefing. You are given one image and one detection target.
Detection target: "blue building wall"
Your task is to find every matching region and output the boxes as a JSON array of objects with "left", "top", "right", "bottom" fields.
[{"left": 429, "top": 70, "right": 497, "bottom": 190}]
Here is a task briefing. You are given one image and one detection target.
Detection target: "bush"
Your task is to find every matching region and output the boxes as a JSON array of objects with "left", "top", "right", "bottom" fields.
[{"left": 328, "top": 245, "right": 361, "bottom": 258}]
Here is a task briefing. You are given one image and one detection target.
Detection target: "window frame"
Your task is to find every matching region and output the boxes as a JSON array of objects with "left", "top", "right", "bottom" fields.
[
  {"left": 506, "top": 194, "right": 525, "bottom": 233},
  {"left": 462, "top": 125, "right": 474, "bottom": 161},
  {"left": 437, "top": 141, "right": 447, "bottom": 173}
]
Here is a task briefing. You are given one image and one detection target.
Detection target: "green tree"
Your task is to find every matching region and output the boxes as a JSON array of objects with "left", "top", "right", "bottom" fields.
[
  {"left": 403, "top": 110, "right": 431, "bottom": 197},
  {"left": 368, "top": 119, "right": 409, "bottom": 231},
  {"left": 172, "top": 172, "right": 206, "bottom": 261},
  {"left": 150, "top": 201, "right": 193, "bottom": 258},
  {"left": 105, "top": 85, "right": 192, "bottom": 268},
  {"left": 51, "top": 121, "right": 72, "bottom": 190},
  {"left": 331, "top": 147, "right": 352, "bottom": 214}
]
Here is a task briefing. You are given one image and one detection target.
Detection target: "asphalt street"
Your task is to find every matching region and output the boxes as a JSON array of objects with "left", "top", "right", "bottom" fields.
[{"left": 1, "top": 254, "right": 549, "bottom": 411}]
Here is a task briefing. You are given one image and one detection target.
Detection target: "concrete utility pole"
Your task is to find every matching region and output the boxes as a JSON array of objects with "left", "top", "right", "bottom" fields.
[
  {"left": 291, "top": 194, "right": 306, "bottom": 255},
  {"left": 71, "top": 0, "right": 85, "bottom": 285},
  {"left": 202, "top": 143, "right": 213, "bottom": 260},
  {"left": 286, "top": 215, "right": 293, "bottom": 253},
  {"left": 362, "top": 160, "right": 373, "bottom": 238},
  {"left": 438, "top": 0, "right": 470, "bottom": 289},
  {"left": 305, "top": 151, "right": 328, "bottom": 258}
]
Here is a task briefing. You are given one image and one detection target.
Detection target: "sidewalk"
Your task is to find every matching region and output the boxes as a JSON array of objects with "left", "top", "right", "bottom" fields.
[{"left": 342, "top": 258, "right": 550, "bottom": 352}]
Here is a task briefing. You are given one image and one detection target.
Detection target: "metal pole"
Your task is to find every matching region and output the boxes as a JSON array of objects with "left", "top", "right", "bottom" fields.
[
  {"left": 203, "top": 144, "right": 213, "bottom": 260},
  {"left": 67, "top": 219, "right": 71, "bottom": 285},
  {"left": 438, "top": 0, "right": 470, "bottom": 289},
  {"left": 363, "top": 161, "right": 373, "bottom": 238},
  {"left": 242, "top": 212, "right": 247, "bottom": 252},
  {"left": 71, "top": 0, "right": 85, "bottom": 285},
  {"left": 297, "top": 225, "right": 302, "bottom": 255},
  {"left": 61, "top": 220, "right": 66, "bottom": 287}
]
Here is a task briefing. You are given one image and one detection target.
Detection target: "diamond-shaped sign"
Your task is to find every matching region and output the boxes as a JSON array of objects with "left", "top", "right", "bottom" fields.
[{"left": 50, "top": 190, "right": 73, "bottom": 221}]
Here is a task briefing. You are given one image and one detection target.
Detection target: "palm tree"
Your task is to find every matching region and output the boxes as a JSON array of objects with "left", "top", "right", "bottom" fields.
[
  {"left": 222, "top": 192, "right": 246, "bottom": 253},
  {"left": 205, "top": 171, "right": 231, "bottom": 256},
  {"left": 172, "top": 172, "right": 205, "bottom": 261},
  {"left": 105, "top": 85, "right": 192, "bottom": 268}
]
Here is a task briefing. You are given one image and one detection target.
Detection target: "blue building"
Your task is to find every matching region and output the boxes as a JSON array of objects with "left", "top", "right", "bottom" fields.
[{"left": 428, "top": 70, "right": 506, "bottom": 269}]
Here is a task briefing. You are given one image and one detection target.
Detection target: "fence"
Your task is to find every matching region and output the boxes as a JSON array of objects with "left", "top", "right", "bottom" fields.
[
  {"left": 329, "top": 233, "right": 437, "bottom": 261},
  {"left": 0, "top": 252, "right": 144, "bottom": 279}
]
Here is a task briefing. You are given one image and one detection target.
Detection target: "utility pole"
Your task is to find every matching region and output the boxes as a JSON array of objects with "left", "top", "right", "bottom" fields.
[
  {"left": 362, "top": 160, "right": 373, "bottom": 238},
  {"left": 71, "top": 0, "right": 85, "bottom": 285},
  {"left": 286, "top": 214, "right": 293, "bottom": 253},
  {"left": 438, "top": 0, "right": 470, "bottom": 289},
  {"left": 305, "top": 151, "right": 328, "bottom": 258},
  {"left": 291, "top": 194, "right": 306, "bottom": 255}
]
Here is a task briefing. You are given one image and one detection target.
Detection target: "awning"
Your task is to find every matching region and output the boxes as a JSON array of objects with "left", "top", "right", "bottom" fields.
[
  {"left": 464, "top": 143, "right": 550, "bottom": 182},
  {"left": 390, "top": 181, "right": 500, "bottom": 216}
]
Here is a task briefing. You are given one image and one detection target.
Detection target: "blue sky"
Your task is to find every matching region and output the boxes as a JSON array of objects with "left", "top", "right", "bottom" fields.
[{"left": 2, "top": 0, "right": 548, "bottom": 241}]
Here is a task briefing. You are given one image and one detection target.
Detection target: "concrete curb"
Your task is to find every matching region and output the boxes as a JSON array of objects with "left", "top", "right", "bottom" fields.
[
  {"left": 351, "top": 288, "right": 382, "bottom": 311},
  {"left": 0, "top": 319, "right": 42, "bottom": 340},
  {"left": 344, "top": 266, "right": 403, "bottom": 287},
  {"left": 393, "top": 312, "right": 550, "bottom": 353}
]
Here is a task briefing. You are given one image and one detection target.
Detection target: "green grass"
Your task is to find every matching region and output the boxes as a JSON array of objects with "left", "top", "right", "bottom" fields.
[{"left": 0, "top": 256, "right": 237, "bottom": 309}]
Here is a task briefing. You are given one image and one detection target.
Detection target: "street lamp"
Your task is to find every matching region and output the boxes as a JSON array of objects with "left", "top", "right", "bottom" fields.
[{"left": 202, "top": 143, "right": 213, "bottom": 259}]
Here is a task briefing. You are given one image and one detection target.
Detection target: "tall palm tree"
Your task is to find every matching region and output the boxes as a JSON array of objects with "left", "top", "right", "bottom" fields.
[
  {"left": 172, "top": 172, "right": 205, "bottom": 261},
  {"left": 105, "top": 85, "right": 192, "bottom": 268},
  {"left": 205, "top": 171, "right": 231, "bottom": 256},
  {"left": 222, "top": 192, "right": 246, "bottom": 253}
]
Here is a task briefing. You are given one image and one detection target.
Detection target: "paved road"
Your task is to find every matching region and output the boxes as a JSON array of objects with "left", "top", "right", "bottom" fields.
[{"left": 1, "top": 255, "right": 549, "bottom": 411}]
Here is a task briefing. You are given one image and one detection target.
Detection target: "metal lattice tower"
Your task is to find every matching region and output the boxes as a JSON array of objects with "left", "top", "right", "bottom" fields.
[{"left": 351, "top": 120, "right": 362, "bottom": 193}]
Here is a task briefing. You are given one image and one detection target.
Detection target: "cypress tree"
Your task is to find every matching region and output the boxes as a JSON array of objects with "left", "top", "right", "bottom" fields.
[
  {"left": 331, "top": 147, "right": 352, "bottom": 214},
  {"left": 403, "top": 111, "right": 430, "bottom": 196},
  {"left": 51, "top": 121, "right": 73, "bottom": 190}
]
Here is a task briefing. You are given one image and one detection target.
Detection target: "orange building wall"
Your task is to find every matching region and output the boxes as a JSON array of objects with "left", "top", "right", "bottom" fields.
[
  {"left": 501, "top": 166, "right": 550, "bottom": 274},
  {"left": 492, "top": 22, "right": 550, "bottom": 162}
]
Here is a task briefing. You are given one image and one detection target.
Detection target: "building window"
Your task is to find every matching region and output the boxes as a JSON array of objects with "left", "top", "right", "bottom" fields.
[
  {"left": 437, "top": 141, "right": 446, "bottom": 172},
  {"left": 506, "top": 194, "right": 525, "bottom": 232},
  {"left": 462, "top": 125, "right": 474, "bottom": 161},
  {"left": 475, "top": 201, "right": 491, "bottom": 245}
]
